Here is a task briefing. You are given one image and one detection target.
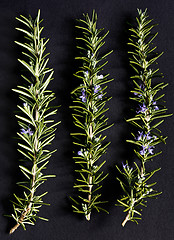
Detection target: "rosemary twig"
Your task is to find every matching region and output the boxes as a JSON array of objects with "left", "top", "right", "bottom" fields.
[
  {"left": 70, "top": 10, "right": 113, "bottom": 220},
  {"left": 9, "top": 10, "right": 60, "bottom": 233},
  {"left": 116, "top": 8, "right": 172, "bottom": 226}
]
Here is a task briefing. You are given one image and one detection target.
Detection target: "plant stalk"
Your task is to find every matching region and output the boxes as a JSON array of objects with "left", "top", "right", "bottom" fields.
[
  {"left": 122, "top": 212, "right": 130, "bottom": 227},
  {"left": 10, "top": 80, "right": 39, "bottom": 234},
  {"left": 86, "top": 124, "right": 93, "bottom": 221}
]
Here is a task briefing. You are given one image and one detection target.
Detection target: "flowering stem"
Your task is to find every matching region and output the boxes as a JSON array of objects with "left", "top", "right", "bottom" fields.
[
  {"left": 9, "top": 10, "right": 59, "bottom": 232},
  {"left": 86, "top": 85, "right": 94, "bottom": 220},
  {"left": 117, "top": 9, "right": 171, "bottom": 226},
  {"left": 71, "top": 10, "right": 113, "bottom": 219},
  {"left": 10, "top": 58, "right": 39, "bottom": 236}
]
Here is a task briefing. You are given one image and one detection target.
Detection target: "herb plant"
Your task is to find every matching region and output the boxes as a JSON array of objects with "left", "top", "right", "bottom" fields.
[
  {"left": 116, "top": 9, "right": 172, "bottom": 226},
  {"left": 9, "top": 10, "right": 60, "bottom": 234},
  {"left": 70, "top": 10, "right": 113, "bottom": 221}
]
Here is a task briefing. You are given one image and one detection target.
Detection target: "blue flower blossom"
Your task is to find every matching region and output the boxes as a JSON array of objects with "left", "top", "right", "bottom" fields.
[
  {"left": 133, "top": 92, "right": 139, "bottom": 96},
  {"left": 136, "top": 131, "right": 152, "bottom": 141},
  {"left": 140, "top": 83, "right": 145, "bottom": 90},
  {"left": 97, "top": 74, "right": 103, "bottom": 80},
  {"left": 94, "top": 85, "right": 100, "bottom": 93},
  {"left": 122, "top": 162, "right": 128, "bottom": 169},
  {"left": 79, "top": 90, "right": 87, "bottom": 103},
  {"left": 152, "top": 101, "right": 159, "bottom": 110},
  {"left": 140, "top": 145, "right": 146, "bottom": 156},
  {"left": 147, "top": 146, "right": 154, "bottom": 154},
  {"left": 23, "top": 103, "right": 27, "bottom": 108},
  {"left": 94, "top": 85, "right": 103, "bottom": 99},
  {"left": 122, "top": 162, "right": 133, "bottom": 171},
  {"left": 146, "top": 132, "right": 152, "bottom": 140},
  {"left": 98, "top": 94, "right": 103, "bottom": 99},
  {"left": 133, "top": 83, "right": 145, "bottom": 97},
  {"left": 136, "top": 131, "right": 144, "bottom": 140},
  {"left": 78, "top": 150, "right": 83, "bottom": 156},
  {"left": 140, "top": 145, "right": 154, "bottom": 156},
  {"left": 28, "top": 128, "right": 33, "bottom": 136},
  {"left": 20, "top": 127, "right": 33, "bottom": 136},
  {"left": 136, "top": 103, "right": 147, "bottom": 114},
  {"left": 20, "top": 128, "right": 28, "bottom": 134}
]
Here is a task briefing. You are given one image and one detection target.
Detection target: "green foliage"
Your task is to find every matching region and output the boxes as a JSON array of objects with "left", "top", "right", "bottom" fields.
[
  {"left": 116, "top": 9, "right": 172, "bottom": 226},
  {"left": 70, "top": 10, "right": 113, "bottom": 220},
  {"left": 9, "top": 10, "right": 60, "bottom": 234}
]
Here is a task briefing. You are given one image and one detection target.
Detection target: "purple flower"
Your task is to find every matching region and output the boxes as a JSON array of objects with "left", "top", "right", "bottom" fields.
[
  {"left": 122, "top": 162, "right": 128, "bottom": 169},
  {"left": 147, "top": 146, "right": 154, "bottom": 155},
  {"left": 152, "top": 101, "right": 159, "bottom": 110},
  {"left": 20, "top": 128, "right": 28, "bottom": 134},
  {"left": 27, "top": 128, "right": 33, "bottom": 136},
  {"left": 78, "top": 150, "right": 83, "bottom": 156},
  {"left": 79, "top": 90, "right": 87, "bottom": 103},
  {"left": 23, "top": 103, "right": 27, "bottom": 108},
  {"left": 94, "top": 85, "right": 103, "bottom": 99},
  {"left": 146, "top": 132, "right": 152, "bottom": 140},
  {"left": 136, "top": 131, "right": 144, "bottom": 140},
  {"left": 20, "top": 127, "right": 33, "bottom": 136},
  {"left": 134, "top": 92, "right": 142, "bottom": 97},
  {"left": 133, "top": 92, "right": 139, "bottom": 96},
  {"left": 80, "top": 96, "right": 87, "bottom": 102},
  {"left": 122, "top": 162, "right": 133, "bottom": 171},
  {"left": 136, "top": 103, "right": 147, "bottom": 114},
  {"left": 140, "top": 83, "right": 145, "bottom": 91},
  {"left": 98, "top": 94, "right": 103, "bottom": 99},
  {"left": 154, "top": 106, "right": 159, "bottom": 110},
  {"left": 136, "top": 131, "right": 152, "bottom": 141},
  {"left": 140, "top": 145, "right": 146, "bottom": 156},
  {"left": 94, "top": 85, "right": 100, "bottom": 93},
  {"left": 97, "top": 75, "right": 103, "bottom": 80},
  {"left": 134, "top": 84, "right": 144, "bottom": 97},
  {"left": 140, "top": 144, "right": 154, "bottom": 156}
]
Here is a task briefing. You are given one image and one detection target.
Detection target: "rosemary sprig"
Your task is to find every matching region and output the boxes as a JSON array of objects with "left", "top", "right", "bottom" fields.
[
  {"left": 70, "top": 10, "right": 113, "bottom": 221},
  {"left": 116, "top": 8, "right": 172, "bottom": 226},
  {"left": 9, "top": 10, "right": 60, "bottom": 234}
]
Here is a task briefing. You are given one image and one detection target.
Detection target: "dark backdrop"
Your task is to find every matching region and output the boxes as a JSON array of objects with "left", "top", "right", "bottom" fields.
[{"left": 0, "top": 0, "right": 174, "bottom": 239}]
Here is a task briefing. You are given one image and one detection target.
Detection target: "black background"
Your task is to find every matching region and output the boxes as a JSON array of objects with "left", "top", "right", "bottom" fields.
[{"left": 0, "top": 0, "right": 174, "bottom": 239}]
